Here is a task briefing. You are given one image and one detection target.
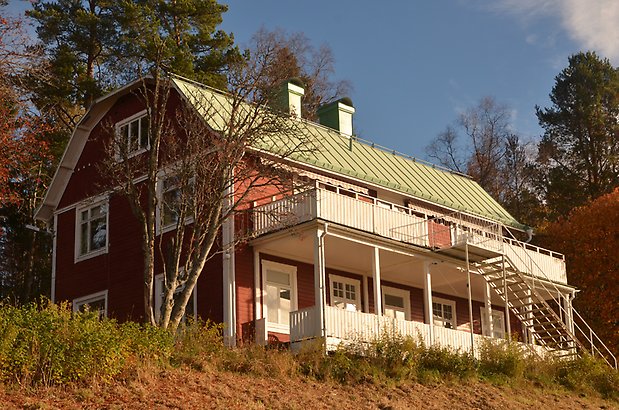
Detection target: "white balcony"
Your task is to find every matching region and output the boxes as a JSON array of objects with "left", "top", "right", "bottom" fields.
[
  {"left": 290, "top": 305, "right": 547, "bottom": 357},
  {"left": 252, "top": 188, "right": 567, "bottom": 284}
]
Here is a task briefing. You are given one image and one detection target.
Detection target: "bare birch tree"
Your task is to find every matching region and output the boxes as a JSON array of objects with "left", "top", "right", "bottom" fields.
[{"left": 100, "top": 50, "right": 314, "bottom": 330}]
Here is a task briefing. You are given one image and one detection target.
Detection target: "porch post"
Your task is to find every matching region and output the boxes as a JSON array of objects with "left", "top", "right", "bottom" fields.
[
  {"left": 563, "top": 292, "right": 574, "bottom": 334},
  {"left": 484, "top": 281, "right": 493, "bottom": 337},
  {"left": 372, "top": 247, "right": 382, "bottom": 316},
  {"left": 423, "top": 261, "right": 434, "bottom": 343},
  {"left": 253, "top": 248, "right": 261, "bottom": 320},
  {"left": 524, "top": 289, "right": 533, "bottom": 344},
  {"left": 465, "top": 242, "right": 475, "bottom": 353},
  {"left": 502, "top": 255, "right": 512, "bottom": 342},
  {"left": 363, "top": 275, "right": 369, "bottom": 313},
  {"left": 314, "top": 227, "right": 327, "bottom": 339}
]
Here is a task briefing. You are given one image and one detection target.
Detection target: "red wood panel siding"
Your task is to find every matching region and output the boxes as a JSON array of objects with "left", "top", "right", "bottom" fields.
[
  {"left": 196, "top": 253, "right": 224, "bottom": 324},
  {"left": 235, "top": 245, "right": 254, "bottom": 340}
]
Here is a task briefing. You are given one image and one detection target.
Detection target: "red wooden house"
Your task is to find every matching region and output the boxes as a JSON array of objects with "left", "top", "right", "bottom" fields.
[{"left": 35, "top": 76, "right": 616, "bottom": 366}]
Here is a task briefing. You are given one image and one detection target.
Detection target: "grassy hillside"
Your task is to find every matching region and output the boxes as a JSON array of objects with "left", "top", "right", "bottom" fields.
[{"left": 0, "top": 302, "right": 617, "bottom": 409}]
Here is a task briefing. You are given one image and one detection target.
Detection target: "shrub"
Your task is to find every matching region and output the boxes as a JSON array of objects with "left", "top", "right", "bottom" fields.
[
  {"left": 0, "top": 301, "right": 174, "bottom": 386},
  {"left": 478, "top": 339, "right": 526, "bottom": 380},
  {"left": 555, "top": 354, "right": 619, "bottom": 399}
]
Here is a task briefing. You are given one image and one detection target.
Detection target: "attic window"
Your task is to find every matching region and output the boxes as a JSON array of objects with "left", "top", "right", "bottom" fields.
[{"left": 116, "top": 110, "right": 149, "bottom": 158}]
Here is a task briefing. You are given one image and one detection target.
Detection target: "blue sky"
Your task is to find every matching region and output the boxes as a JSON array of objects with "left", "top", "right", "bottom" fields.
[
  {"left": 5, "top": 0, "right": 619, "bottom": 160},
  {"left": 219, "top": 0, "right": 619, "bottom": 159}
]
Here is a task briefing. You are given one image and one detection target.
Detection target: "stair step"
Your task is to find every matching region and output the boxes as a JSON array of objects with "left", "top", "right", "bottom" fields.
[
  {"left": 487, "top": 274, "right": 521, "bottom": 283},
  {"left": 510, "top": 301, "right": 535, "bottom": 309}
]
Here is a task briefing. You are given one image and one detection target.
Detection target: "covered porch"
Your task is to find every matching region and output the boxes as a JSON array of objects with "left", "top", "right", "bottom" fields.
[{"left": 250, "top": 220, "right": 526, "bottom": 353}]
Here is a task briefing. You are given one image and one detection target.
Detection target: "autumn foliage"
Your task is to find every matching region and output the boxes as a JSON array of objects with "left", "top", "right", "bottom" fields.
[{"left": 541, "top": 188, "right": 619, "bottom": 356}]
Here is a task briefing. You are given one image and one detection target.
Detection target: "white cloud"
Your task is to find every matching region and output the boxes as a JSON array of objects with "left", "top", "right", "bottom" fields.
[{"left": 491, "top": 0, "right": 619, "bottom": 63}]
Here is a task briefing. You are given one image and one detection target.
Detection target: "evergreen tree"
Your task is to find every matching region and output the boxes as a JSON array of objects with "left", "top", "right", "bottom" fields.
[
  {"left": 26, "top": 0, "right": 239, "bottom": 134},
  {"left": 114, "top": 0, "right": 239, "bottom": 89},
  {"left": 535, "top": 51, "right": 619, "bottom": 218}
]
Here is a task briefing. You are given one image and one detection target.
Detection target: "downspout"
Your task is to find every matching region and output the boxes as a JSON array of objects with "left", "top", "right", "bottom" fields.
[
  {"left": 51, "top": 214, "right": 58, "bottom": 303},
  {"left": 525, "top": 227, "right": 533, "bottom": 243}
]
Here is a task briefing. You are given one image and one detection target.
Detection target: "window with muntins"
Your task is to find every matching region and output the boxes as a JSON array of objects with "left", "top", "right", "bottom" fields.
[
  {"left": 73, "top": 291, "right": 108, "bottom": 319},
  {"left": 330, "top": 275, "right": 360, "bottom": 311},
  {"left": 432, "top": 298, "right": 456, "bottom": 329},
  {"left": 162, "top": 176, "right": 182, "bottom": 228},
  {"left": 116, "top": 111, "right": 149, "bottom": 157},
  {"left": 76, "top": 199, "right": 108, "bottom": 260},
  {"left": 157, "top": 174, "right": 194, "bottom": 232}
]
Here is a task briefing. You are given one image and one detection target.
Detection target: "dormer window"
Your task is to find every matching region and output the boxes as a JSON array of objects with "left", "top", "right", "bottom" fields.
[{"left": 116, "top": 110, "right": 149, "bottom": 158}]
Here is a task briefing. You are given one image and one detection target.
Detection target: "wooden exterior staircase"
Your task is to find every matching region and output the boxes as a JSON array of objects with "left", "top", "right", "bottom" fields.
[
  {"left": 477, "top": 256, "right": 580, "bottom": 359},
  {"left": 472, "top": 232, "right": 617, "bottom": 368}
]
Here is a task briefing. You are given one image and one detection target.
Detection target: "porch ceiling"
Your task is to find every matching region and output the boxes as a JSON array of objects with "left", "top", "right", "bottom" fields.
[{"left": 252, "top": 225, "right": 505, "bottom": 305}]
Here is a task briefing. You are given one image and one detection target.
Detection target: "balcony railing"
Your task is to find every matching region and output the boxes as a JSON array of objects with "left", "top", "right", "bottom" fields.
[
  {"left": 252, "top": 188, "right": 567, "bottom": 284},
  {"left": 290, "top": 306, "right": 547, "bottom": 357}
]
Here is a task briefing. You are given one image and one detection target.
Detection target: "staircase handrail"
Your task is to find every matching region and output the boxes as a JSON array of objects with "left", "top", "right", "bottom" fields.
[{"left": 501, "top": 227, "right": 617, "bottom": 368}]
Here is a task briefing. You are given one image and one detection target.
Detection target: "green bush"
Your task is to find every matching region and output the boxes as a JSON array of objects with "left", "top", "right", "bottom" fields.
[
  {"left": 478, "top": 339, "right": 526, "bottom": 380},
  {"left": 0, "top": 301, "right": 174, "bottom": 386},
  {"left": 555, "top": 354, "right": 619, "bottom": 399}
]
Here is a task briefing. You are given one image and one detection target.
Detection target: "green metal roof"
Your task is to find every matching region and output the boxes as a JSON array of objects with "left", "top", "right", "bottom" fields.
[{"left": 173, "top": 77, "right": 525, "bottom": 230}]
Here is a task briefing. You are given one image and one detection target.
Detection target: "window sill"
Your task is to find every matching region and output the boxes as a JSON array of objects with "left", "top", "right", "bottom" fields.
[{"left": 75, "top": 248, "right": 108, "bottom": 263}]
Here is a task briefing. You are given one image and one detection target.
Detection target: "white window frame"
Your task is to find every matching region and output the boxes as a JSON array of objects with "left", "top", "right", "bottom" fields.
[
  {"left": 432, "top": 297, "right": 457, "bottom": 329},
  {"left": 329, "top": 274, "right": 361, "bottom": 311},
  {"left": 154, "top": 273, "right": 198, "bottom": 323},
  {"left": 480, "top": 307, "right": 506, "bottom": 339},
  {"left": 155, "top": 171, "right": 195, "bottom": 234},
  {"left": 75, "top": 196, "right": 109, "bottom": 262},
  {"left": 73, "top": 290, "right": 108, "bottom": 318},
  {"left": 261, "top": 260, "right": 297, "bottom": 334},
  {"left": 382, "top": 285, "right": 411, "bottom": 321},
  {"left": 115, "top": 109, "right": 149, "bottom": 160}
]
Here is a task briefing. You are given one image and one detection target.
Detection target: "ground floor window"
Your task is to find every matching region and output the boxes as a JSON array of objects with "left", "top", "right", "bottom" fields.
[
  {"left": 480, "top": 307, "right": 506, "bottom": 339},
  {"left": 329, "top": 274, "right": 361, "bottom": 311},
  {"left": 382, "top": 285, "right": 411, "bottom": 320},
  {"left": 73, "top": 290, "right": 108, "bottom": 319},
  {"left": 262, "top": 260, "right": 297, "bottom": 333},
  {"left": 432, "top": 297, "right": 456, "bottom": 329},
  {"left": 154, "top": 273, "right": 197, "bottom": 323}
]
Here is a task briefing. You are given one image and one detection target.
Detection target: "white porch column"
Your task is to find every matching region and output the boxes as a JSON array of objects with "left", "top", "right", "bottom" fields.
[
  {"left": 563, "top": 292, "right": 575, "bottom": 334},
  {"left": 465, "top": 242, "right": 475, "bottom": 353},
  {"left": 423, "top": 261, "right": 434, "bottom": 342},
  {"left": 253, "top": 248, "right": 261, "bottom": 320},
  {"left": 502, "top": 255, "right": 511, "bottom": 342},
  {"left": 372, "top": 247, "right": 382, "bottom": 316},
  {"left": 363, "top": 275, "right": 369, "bottom": 313},
  {"left": 523, "top": 289, "right": 534, "bottom": 344},
  {"left": 222, "top": 216, "right": 236, "bottom": 347},
  {"left": 484, "top": 281, "right": 494, "bottom": 337},
  {"left": 314, "top": 227, "right": 327, "bottom": 338},
  {"left": 222, "top": 172, "right": 236, "bottom": 347}
]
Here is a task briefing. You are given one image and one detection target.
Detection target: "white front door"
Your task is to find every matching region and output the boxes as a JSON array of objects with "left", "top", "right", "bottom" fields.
[
  {"left": 382, "top": 286, "right": 411, "bottom": 320},
  {"left": 262, "top": 260, "right": 297, "bottom": 333}
]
